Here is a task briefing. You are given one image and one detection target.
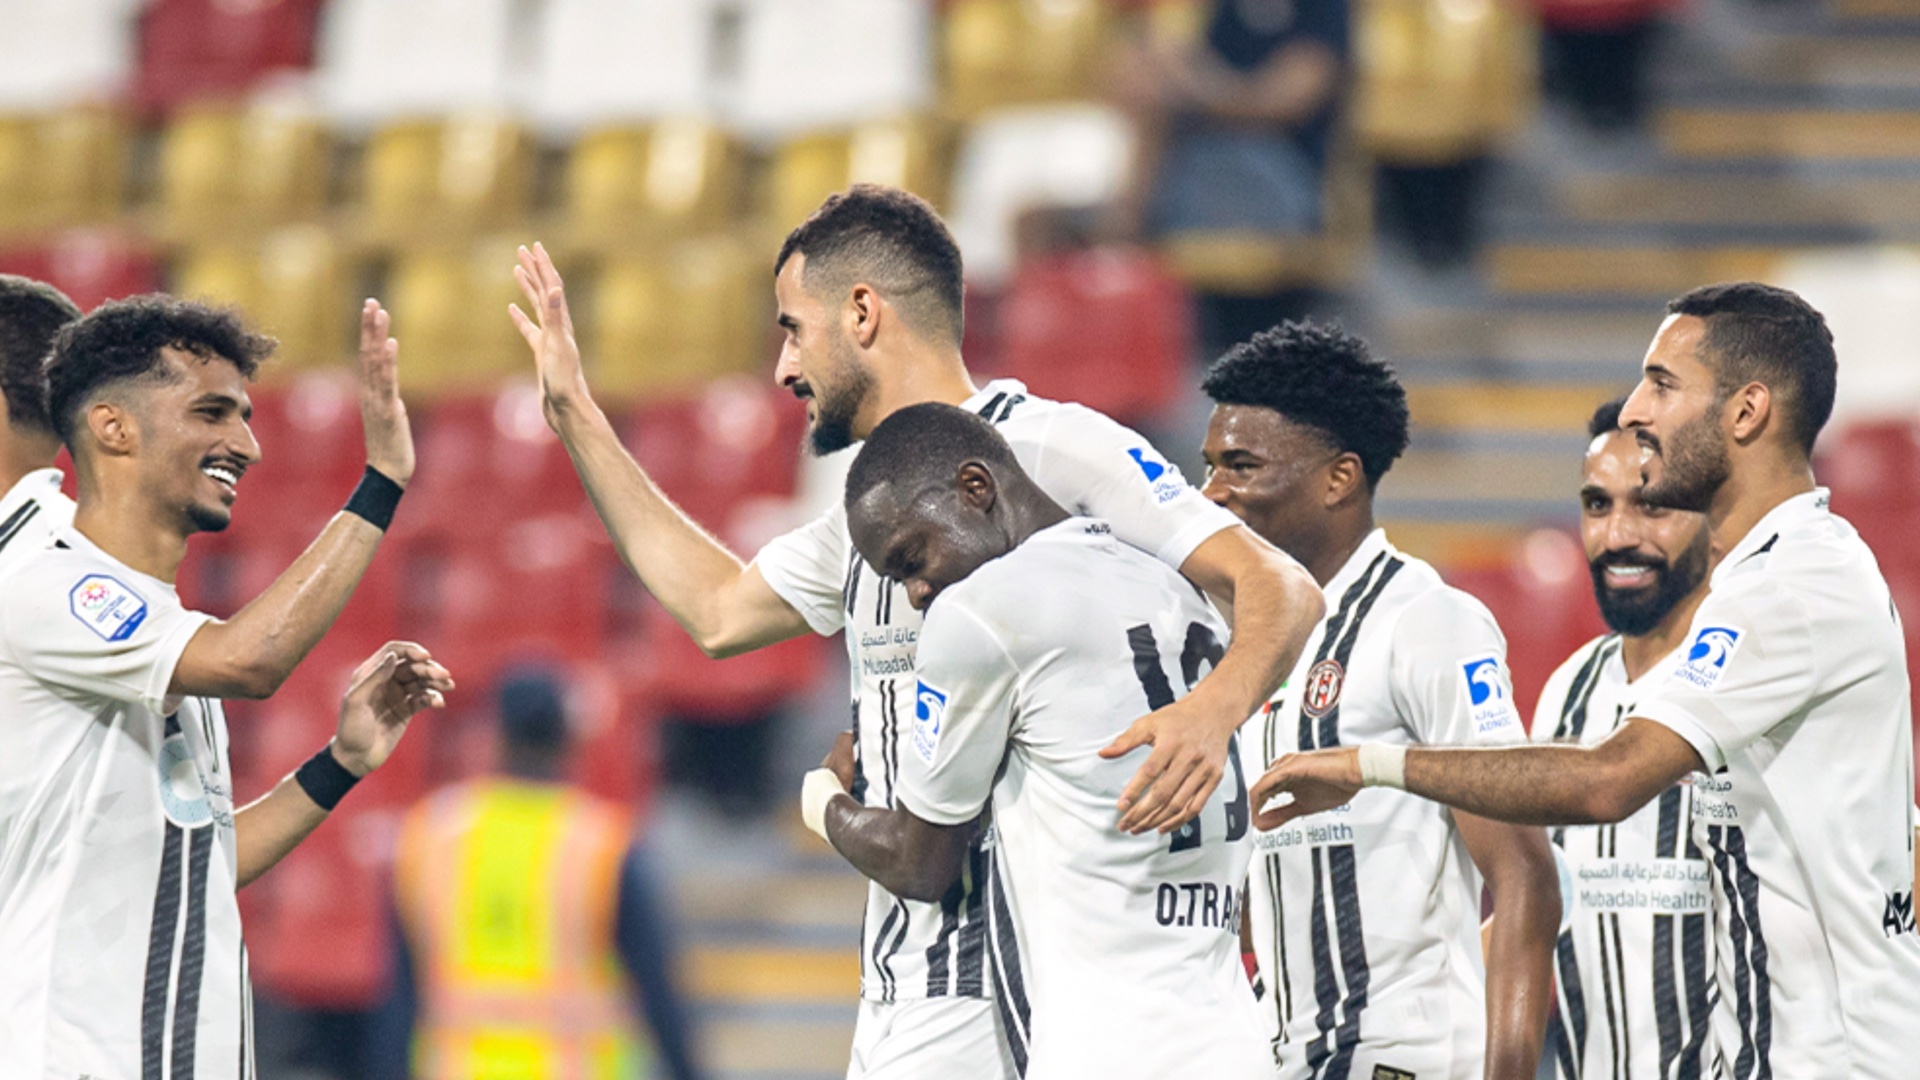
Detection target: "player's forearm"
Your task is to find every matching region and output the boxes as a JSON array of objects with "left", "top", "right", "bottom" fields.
[
  {"left": 548, "top": 397, "right": 783, "bottom": 657},
  {"left": 175, "top": 511, "right": 383, "bottom": 699},
  {"left": 1481, "top": 857, "right": 1559, "bottom": 1079},
  {"left": 233, "top": 775, "right": 331, "bottom": 888},
  {"left": 823, "top": 798, "right": 965, "bottom": 904},
  {"left": 1188, "top": 537, "right": 1324, "bottom": 727},
  {"left": 1403, "top": 744, "right": 1651, "bottom": 827}
]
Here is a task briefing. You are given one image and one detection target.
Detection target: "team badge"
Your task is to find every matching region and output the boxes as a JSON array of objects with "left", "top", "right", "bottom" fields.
[
  {"left": 1300, "top": 659, "right": 1344, "bottom": 719},
  {"left": 1673, "top": 625, "right": 1743, "bottom": 690},
  {"left": 1460, "top": 655, "right": 1521, "bottom": 737},
  {"left": 912, "top": 680, "right": 949, "bottom": 765},
  {"left": 69, "top": 574, "right": 148, "bottom": 642}
]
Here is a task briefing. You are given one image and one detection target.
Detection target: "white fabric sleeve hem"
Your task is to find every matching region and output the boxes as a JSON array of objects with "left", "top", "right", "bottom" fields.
[
  {"left": 1629, "top": 700, "right": 1726, "bottom": 774},
  {"left": 1153, "top": 507, "right": 1239, "bottom": 573},
  {"left": 143, "top": 612, "right": 215, "bottom": 715},
  {"left": 751, "top": 556, "right": 840, "bottom": 638},
  {"left": 894, "top": 786, "right": 984, "bottom": 828}
]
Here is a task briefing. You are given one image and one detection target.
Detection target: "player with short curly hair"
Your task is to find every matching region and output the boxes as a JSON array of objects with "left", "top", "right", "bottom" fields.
[
  {"left": 1199, "top": 320, "right": 1560, "bottom": 1079},
  {"left": 0, "top": 275, "right": 82, "bottom": 572}
]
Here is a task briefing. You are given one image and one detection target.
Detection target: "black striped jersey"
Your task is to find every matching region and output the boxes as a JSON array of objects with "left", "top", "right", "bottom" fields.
[
  {"left": 0, "top": 468, "right": 74, "bottom": 573},
  {"left": 1239, "top": 529, "right": 1531, "bottom": 1080},
  {"left": 1532, "top": 635, "right": 1717, "bottom": 1080},
  {"left": 0, "top": 526, "right": 253, "bottom": 1079},
  {"left": 1629, "top": 490, "right": 1920, "bottom": 1080},
  {"left": 898, "top": 518, "right": 1269, "bottom": 1079},
  {"left": 755, "top": 379, "right": 1239, "bottom": 1005}
]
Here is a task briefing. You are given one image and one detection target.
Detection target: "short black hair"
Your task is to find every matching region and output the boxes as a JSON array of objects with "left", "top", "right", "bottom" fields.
[
  {"left": 1201, "top": 321, "right": 1411, "bottom": 488},
  {"left": 776, "top": 184, "right": 965, "bottom": 347},
  {"left": 845, "top": 402, "right": 1021, "bottom": 510},
  {"left": 1588, "top": 394, "right": 1630, "bottom": 438},
  {"left": 1666, "top": 282, "right": 1836, "bottom": 454},
  {"left": 0, "top": 275, "right": 82, "bottom": 437},
  {"left": 46, "top": 295, "right": 274, "bottom": 445},
  {"left": 496, "top": 667, "right": 569, "bottom": 753}
]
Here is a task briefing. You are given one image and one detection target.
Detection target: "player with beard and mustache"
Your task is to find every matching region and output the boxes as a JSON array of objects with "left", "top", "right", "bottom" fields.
[
  {"left": 1525, "top": 396, "right": 1717, "bottom": 1080},
  {"left": 1249, "top": 282, "right": 1920, "bottom": 1080},
  {"left": 509, "top": 185, "right": 1324, "bottom": 1079}
]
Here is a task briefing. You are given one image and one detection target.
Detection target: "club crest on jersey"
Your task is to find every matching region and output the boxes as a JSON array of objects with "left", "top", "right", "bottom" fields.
[
  {"left": 157, "top": 731, "right": 213, "bottom": 828},
  {"left": 69, "top": 574, "right": 148, "bottom": 642},
  {"left": 1461, "top": 655, "right": 1521, "bottom": 736},
  {"left": 1674, "top": 626, "right": 1743, "bottom": 690},
  {"left": 912, "top": 680, "right": 949, "bottom": 765},
  {"left": 1300, "top": 659, "right": 1344, "bottom": 719},
  {"left": 1126, "top": 447, "right": 1186, "bottom": 505}
]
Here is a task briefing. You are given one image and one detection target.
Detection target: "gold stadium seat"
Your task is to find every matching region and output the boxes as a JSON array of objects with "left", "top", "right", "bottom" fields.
[
  {"left": 589, "top": 234, "right": 767, "bottom": 402},
  {"left": 766, "top": 117, "right": 950, "bottom": 237},
  {"left": 943, "top": 0, "right": 1114, "bottom": 117},
  {"left": 0, "top": 108, "right": 128, "bottom": 236},
  {"left": 171, "top": 245, "right": 260, "bottom": 314},
  {"left": 1353, "top": 0, "right": 1538, "bottom": 166},
  {"left": 160, "top": 105, "right": 331, "bottom": 237},
  {"left": 362, "top": 116, "right": 532, "bottom": 246},
  {"left": 386, "top": 239, "right": 527, "bottom": 394},
  {"left": 171, "top": 229, "right": 354, "bottom": 372},
  {"left": 566, "top": 118, "right": 744, "bottom": 248}
]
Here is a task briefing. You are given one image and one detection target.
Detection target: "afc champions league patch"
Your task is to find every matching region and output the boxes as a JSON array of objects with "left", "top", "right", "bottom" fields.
[
  {"left": 912, "top": 679, "right": 949, "bottom": 765},
  {"left": 1300, "top": 659, "right": 1344, "bottom": 719},
  {"left": 1460, "top": 654, "right": 1521, "bottom": 737},
  {"left": 157, "top": 730, "right": 214, "bottom": 828},
  {"left": 69, "top": 574, "right": 149, "bottom": 642},
  {"left": 1673, "top": 625, "right": 1743, "bottom": 690},
  {"left": 1126, "top": 446, "right": 1188, "bottom": 505}
]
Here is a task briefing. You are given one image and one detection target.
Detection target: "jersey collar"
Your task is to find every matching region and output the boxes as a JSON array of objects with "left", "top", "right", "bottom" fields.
[
  {"left": 51, "top": 524, "right": 178, "bottom": 594},
  {"left": 4, "top": 467, "right": 64, "bottom": 502},
  {"left": 1320, "top": 528, "right": 1394, "bottom": 601},
  {"left": 1710, "top": 487, "right": 1830, "bottom": 587},
  {"left": 959, "top": 378, "right": 1029, "bottom": 417}
]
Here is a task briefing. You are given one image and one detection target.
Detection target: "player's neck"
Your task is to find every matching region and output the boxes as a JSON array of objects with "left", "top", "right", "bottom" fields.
[
  {"left": 71, "top": 490, "right": 190, "bottom": 583},
  {"left": 871, "top": 345, "right": 978, "bottom": 418},
  {"left": 1622, "top": 586, "right": 1708, "bottom": 682},
  {"left": 1707, "top": 451, "right": 1817, "bottom": 558},
  {"left": 1306, "top": 510, "right": 1376, "bottom": 588}
]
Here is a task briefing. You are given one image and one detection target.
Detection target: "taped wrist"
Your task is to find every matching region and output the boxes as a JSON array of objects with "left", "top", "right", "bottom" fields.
[
  {"left": 1356, "top": 743, "right": 1408, "bottom": 790},
  {"left": 801, "top": 768, "right": 848, "bottom": 842}
]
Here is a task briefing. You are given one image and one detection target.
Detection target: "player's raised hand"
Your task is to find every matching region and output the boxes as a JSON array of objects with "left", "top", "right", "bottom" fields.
[
  {"left": 1102, "top": 696, "right": 1230, "bottom": 834},
  {"left": 357, "top": 299, "right": 415, "bottom": 487},
  {"left": 331, "top": 641, "right": 454, "bottom": 777},
  {"left": 508, "top": 242, "right": 591, "bottom": 426},
  {"left": 1249, "top": 748, "right": 1361, "bottom": 832}
]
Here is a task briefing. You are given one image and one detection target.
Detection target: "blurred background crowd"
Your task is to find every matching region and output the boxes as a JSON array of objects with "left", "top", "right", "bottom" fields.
[{"left": 5, "top": 0, "right": 1920, "bottom": 1076}]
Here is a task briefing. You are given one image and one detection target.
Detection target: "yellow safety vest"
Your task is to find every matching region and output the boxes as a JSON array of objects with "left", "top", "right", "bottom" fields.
[{"left": 395, "top": 780, "right": 649, "bottom": 1080}]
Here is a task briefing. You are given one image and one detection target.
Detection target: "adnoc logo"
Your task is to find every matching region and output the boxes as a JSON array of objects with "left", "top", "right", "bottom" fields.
[{"left": 1674, "top": 626, "right": 1743, "bottom": 690}]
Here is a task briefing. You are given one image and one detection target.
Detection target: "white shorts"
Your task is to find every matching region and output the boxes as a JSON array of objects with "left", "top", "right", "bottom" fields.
[{"left": 849, "top": 996, "right": 1017, "bottom": 1080}]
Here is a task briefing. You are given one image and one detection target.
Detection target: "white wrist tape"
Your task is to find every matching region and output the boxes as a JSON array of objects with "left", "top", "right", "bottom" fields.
[
  {"left": 1356, "top": 743, "right": 1407, "bottom": 790},
  {"left": 802, "top": 768, "right": 848, "bottom": 842}
]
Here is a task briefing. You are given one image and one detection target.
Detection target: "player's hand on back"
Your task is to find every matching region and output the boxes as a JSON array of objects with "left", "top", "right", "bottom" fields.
[
  {"left": 329, "top": 641, "right": 454, "bottom": 777},
  {"left": 357, "top": 299, "right": 415, "bottom": 487},
  {"left": 1249, "top": 748, "right": 1362, "bottom": 832},
  {"left": 1102, "top": 694, "right": 1231, "bottom": 835},
  {"left": 508, "top": 241, "right": 591, "bottom": 427}
]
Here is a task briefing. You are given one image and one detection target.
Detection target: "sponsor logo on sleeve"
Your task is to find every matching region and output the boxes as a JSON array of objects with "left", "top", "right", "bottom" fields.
[
  {"left": 69, "top": 574, "right": 148, "bottom": 642},
  {"left": 1461, "top": 654, "right": 1521, "bottom": 737},
  {"left": 1126, "top": 447, "right": 1188, "bottom": 505},
  {"left": 912, "top": 680, "right": 949, "bottom": 765},
  {"left": 1673, "top": 625, "right": 1743, "bottom": 690}
]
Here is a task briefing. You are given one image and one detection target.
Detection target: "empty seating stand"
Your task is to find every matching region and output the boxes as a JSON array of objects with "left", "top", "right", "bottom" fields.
[{"left": 135, "top": 0, "right": 324, "bottom": 114}]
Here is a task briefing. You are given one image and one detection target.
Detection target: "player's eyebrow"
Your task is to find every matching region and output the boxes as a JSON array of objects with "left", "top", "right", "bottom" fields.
[
  {"left": 777, "top": 313, "right": 799, "bottom": 332},
  {"left": 191, "top": 391, "right": 252, "bottom": 421},
  {"left": 1578, "top": 483, "right": 1608, "bottom": 503}
]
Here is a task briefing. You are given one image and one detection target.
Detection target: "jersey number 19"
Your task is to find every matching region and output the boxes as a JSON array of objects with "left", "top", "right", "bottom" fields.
[{"left": 1126, "top": 622, "right": 1250, "bottom": 853}]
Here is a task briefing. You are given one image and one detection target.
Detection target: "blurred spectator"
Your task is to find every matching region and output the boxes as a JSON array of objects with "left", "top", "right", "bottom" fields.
[
  {"left": 1532, "top": 0, "right": 1676, "bottom": 131},
  {"left": 374, "top": 668, "right": 704, "bottom": 1080},
  {"left": 1113, "top": 0, "right": 1349, "bottom": 356}
]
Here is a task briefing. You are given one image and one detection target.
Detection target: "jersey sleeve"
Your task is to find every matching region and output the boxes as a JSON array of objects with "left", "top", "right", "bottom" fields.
[
  {"left": 0, "top": 562, "right": 212, "bottom": 716},
  {"left": 1022, "top": 403, "right": 1239, "bottom": 572},
  {"left": 750, "top": 503, "right": 850, "bottom": 637},
  {"left": 891, "top": 599, "right": 1021, "bottom": 826},
  {"left": 1629, "top": 579, "right": 1816, "bottom": 773},
  {"left": 1389, "top": 588, "right": 1528, "bottom": 748}
]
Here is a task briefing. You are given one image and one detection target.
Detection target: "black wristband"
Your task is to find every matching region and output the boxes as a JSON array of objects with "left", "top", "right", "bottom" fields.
[
  {"left": 343, "top": 465, "right": 404, "bottom": 531},
  {"left": 294, "top": 746, "right": 361, "bottom": 811}
]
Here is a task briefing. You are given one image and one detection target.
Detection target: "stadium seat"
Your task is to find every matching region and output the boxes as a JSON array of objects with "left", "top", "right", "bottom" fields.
[
  {"left": 1445, "top": 529, "right": 1606, "bottom": 721},
  {"left": 0, "top": 0, "right": 135, "bottom": 112},
  {"left": 0, "top": 229, "right": 158, "bottom": 310},
  {"left": 170, "top": 230, "right": 352, "bottom": 371},
  {"left": 0, "top": 108, "right": 130, "bottom": 236},
  {"left": 766, "top": 116, "right": 953, "bottom": 238},
  {"left": 1354, "top": 0, "right": 1538, "bottom": 166},
  {"left": 360, "top": 116, "right": 533, "bottom": 243},
  {"left": 158, "top": 103, "right": 331, "bottom": 235},
  {"left": 728, "top": 0, "right": 934, "bottom": 139},
  {"left": 134, "top": 0, "right": 323, "bottom": 114},
  {"left": 942, "top": 0, "right": 1115, "bottom": 118},
  {"left": 528, "top": 0, "right": 719, "bottom": 134},
  {"left": 996, "top": 247, "right": 1189, "bottom": 429},
  {"left": 589, "top": 236, "right": 770, "bottom": 401},
  {"left": 384, "top": 240, "right": 529, "bottom": 392},
  {"left": 565, "top": 120, "right": 747, "bottom": 248},
  {"left": 399, "top": 387, "right": 587, "bottom": 539},
  {"left": 622, "top": 378, "right": 805, "bottom": 534},
  {"left": 316, "top": 0, "right": 516, "bottom": 126}
]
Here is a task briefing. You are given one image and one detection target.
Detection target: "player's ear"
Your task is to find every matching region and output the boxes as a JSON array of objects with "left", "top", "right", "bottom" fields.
[
  {"left": 1726, "top": 381, "right": 1771, "bottom": 446},
  {"left": 1323, "top": 452, "right": 1365, "bottom": 509},
  {"left": 956, "top": 461, "right": 997, "bottom": 511},
  {"left": 848, "top": 283, "right": 881, "bottom": 348},
  {"left": 84, "top": 400, "right": 137, "bottom": 459}
]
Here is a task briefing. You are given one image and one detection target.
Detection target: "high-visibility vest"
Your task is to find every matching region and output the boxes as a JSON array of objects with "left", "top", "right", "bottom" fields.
[{"left": 395, "top": 780, "right": 649, "bottom": 1080}]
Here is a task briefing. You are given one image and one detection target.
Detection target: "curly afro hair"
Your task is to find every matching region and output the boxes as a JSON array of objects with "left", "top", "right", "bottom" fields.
[
  {"left": 0, "top": 275, "right": 81, "bottom": 437},
  {"left": 1202, "top": 321, "right": 1410, "bottom": 489},
  {"left": 46, "top": 294, "right": 274, "bottom": 445}
]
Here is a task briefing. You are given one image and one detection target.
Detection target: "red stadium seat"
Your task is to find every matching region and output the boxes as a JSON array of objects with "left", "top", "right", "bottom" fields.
[
  {"left": 1445, "top": 529, "right": 1607, "bottom": 727},
  {"left": 397, "top": 387, "right": 586, "bottom": 544},
  {"left": 996, "top": 248, "right": 1190, "bottom": 430},
  {"left": 1821, "top": 419, "right": 1920, "bottom": 552},
  {"left": 0, "top": 231, "right": 159, "bottom": 311},
  {"left": 623, "top": 377, "right": 806, "bottom": 539},
  {"left": 135, "top": 0, "right": 324, "bottom": 114}
]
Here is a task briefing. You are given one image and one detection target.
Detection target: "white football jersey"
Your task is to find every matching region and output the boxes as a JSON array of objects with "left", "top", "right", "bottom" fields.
[
  {"left": 0, "top": 468, "right": 74, "bottom": 573},
  {"left": 756, "top": 379, "right": 1239, "bottom": 1005},
  {"left": 1240, "top": 529, "right": 1531, "bottom": 1080},
  {"left": 1632, "top": 489, "right": 1920, "bottom": 1080},
  {"left": 897, "top": 518, "right": 1269, "bottom": 1079},
  {"left": 1532, "top": 635, "right": 1717, "bottom": 1080},
  {"left": 0, "top": 526, "right": 253, "bottom": 1080}
]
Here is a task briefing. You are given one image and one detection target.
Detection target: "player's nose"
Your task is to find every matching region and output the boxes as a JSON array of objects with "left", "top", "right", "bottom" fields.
[
  {"left": 906, "top": 579, "right": 936, "bottom": 610},
  {"left": 1198, "top": 468, "right": 1230, "bottom": 507}
]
